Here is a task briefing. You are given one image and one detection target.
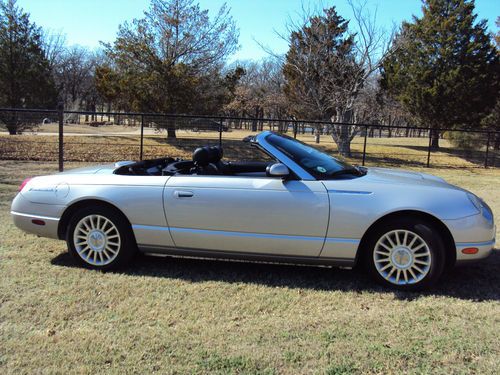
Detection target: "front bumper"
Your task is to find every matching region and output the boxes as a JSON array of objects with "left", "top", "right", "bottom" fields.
[
  {"left": 455, "top": 239, "right": 495, "bottom": 263},
  {"left": 443, "top": 213, "right": 496, "bottom": 264}
]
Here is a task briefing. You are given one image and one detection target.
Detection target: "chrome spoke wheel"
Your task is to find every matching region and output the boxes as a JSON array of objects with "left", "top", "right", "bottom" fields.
[
  {"left": 73, "top": 214, "right": 121, "bottom": 266},
  {"left": 373, "top": 229, "right": 432, "bottom": 285}
]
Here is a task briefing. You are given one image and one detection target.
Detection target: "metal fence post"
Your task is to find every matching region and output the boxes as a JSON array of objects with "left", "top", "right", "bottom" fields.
[
  {"left": 362, "top": 125, "right": 368, "bottom": 166},
  {"left": 140, "top": 114, "right": 144, "bottom": 160},
  {"left": 219, "top": 118, "right": 223, "bottom": 147},
  {"left": 426, "top": 128, "right": 432, "bottom": 168},
  {"left": 58, "top": 102, "right": 64, "bottom": 172},
  {"left": 484, "top": 131, "right": 491, "bottom": 168}
]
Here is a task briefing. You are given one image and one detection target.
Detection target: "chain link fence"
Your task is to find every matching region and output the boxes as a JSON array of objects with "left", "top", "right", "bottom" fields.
[{"left": 0, "top": 107, "right": 498, "bottom": 170}]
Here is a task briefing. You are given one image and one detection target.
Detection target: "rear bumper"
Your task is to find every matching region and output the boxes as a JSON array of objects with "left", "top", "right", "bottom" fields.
[
  {"left": 11, "top": 193, "right": 64, "bottom": 239},
  {"left": 11, "top": 211, "right": 60, "bottom": 239}
]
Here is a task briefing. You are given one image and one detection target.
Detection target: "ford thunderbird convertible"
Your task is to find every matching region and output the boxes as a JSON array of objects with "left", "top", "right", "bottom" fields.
[{"left": 11, "top": 131, "right": 495, "bottom": 290}]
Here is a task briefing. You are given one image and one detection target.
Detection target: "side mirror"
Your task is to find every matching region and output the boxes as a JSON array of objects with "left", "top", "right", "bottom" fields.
[{"left": 266, "top": 163, "right": 290, "bottom": 179}]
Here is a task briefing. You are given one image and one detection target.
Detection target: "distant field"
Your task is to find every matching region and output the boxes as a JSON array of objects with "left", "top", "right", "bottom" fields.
[
  {"left": 1, "top": 127, "right": 495, "bottom": 168},
  {"left": 30, "top": 123, "right": 141, "bottom": 134},
  {"left": 0, "top": 160, "right": 499, "bottom": 374}
]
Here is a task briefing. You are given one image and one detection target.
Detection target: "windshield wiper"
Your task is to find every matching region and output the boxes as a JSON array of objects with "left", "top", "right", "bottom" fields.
[{"left": 330, "top": 166, "right": 366, "bottom": 178}]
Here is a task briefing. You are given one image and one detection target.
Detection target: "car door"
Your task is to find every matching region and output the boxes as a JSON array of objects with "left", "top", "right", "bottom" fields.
[{"left": 163, "top": 175, "right": 329, "bottom": 257}]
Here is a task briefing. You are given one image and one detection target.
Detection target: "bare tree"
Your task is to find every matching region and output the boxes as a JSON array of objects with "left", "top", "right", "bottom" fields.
[
  {"left": 140, "top": 0, "right": 239, "bottom": 73},
  {"left": 225, "top": 57, "right": 288, "bottom": 129},
  {"left": 40, "top": 29, "right": 66, "bottom": 71},
  {"left": 55, "top": 46, "right": 97, "bottom": 112}
]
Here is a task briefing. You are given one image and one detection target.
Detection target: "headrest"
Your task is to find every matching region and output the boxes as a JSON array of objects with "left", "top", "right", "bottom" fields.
[
  {"left": 208, "top": 146, "right": 223, "bottom": 163},
  {"left": 192, "top": 147, "right": 210, "bottom": 166},
  {"left": 193, "top": 146, "right": 223, "bottom": 166}
]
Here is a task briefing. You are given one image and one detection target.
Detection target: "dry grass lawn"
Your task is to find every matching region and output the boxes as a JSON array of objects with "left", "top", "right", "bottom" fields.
[
  {"left": 1, "top": 128, "right": 497, "bottom": 169},
  {"left": 0, "top": 160, "right": 499, "bottom": 374}
]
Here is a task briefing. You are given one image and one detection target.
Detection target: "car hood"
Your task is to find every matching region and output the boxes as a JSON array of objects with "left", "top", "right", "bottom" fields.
[
  {"left": 366, "top": 167, "right": 447, "bottom": 184},
  {"left": 347, "top": 167, "right": 462, "bottom": 191}
]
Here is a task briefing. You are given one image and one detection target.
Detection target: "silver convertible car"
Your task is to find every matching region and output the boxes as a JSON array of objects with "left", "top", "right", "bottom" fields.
[{"left": 11, "top": 131, "right": 495, "bottom": 290}]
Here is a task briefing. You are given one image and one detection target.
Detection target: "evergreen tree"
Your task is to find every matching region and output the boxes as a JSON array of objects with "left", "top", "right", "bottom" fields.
[
  {"left": 96, "top": 0, "right": 238, "bottom": 138},
  {"left": 381, "top": 0, "right": 498, "bottom": 149},
  {"left": 480, "top": 17, "right": 500, "bottom": 150},
  {"left": 283, "top": 8, "right": 360, "bottom": 122},
  {"left": 0, "top": 0, "right": 57, "bottom": 134}
]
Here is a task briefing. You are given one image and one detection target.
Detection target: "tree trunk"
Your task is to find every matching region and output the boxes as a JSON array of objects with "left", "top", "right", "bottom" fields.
[
  {"left": 430, "top": 128, "right": 440, "bottom": 150},
  {"left": 167, "top": 118, "right": 176, "bottom": 138},
  {"left": 251, "top": 106, "right": 259, "bottom": 131},
  {"left": 258, "top": 108, "right": 264, "bottom": 131},
  {"left": 337, "top": 137, "right": 351, "bottom": 157},
  {"left": 251, "top": 119, "right": 257, "bottom": 132},
  {"left": 331, "top": 124, "right": 355, "bottom": 157},
  {"left": 7, "top": 124, "right": 17, "bottom": 135},
  {"left": 167, "top": 127, "right": 176, "bottom": 138},
  {"left": 332, "top": 110, "right": 355, "bottom": 157},
  {"left": 3, "top": 113, "right": 19, "bottom": 134}
]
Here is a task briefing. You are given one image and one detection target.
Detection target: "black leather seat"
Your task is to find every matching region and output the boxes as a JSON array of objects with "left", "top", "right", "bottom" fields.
[
  {"left": 192, "top": 146, "right": 223, "bottom": 175},
  {"left": 208, "top": 146, "right": 225, "bottom": 173}
]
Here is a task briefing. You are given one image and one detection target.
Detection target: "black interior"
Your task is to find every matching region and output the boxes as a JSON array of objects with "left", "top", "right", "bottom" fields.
[{"left": 114, "top": 145, "right": 273, "bottom": 177}]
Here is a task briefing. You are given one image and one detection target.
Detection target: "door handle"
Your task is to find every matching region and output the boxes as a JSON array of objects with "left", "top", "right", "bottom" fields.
[{"left": 174, "top": 190, "right": 194, "bottom": 198}]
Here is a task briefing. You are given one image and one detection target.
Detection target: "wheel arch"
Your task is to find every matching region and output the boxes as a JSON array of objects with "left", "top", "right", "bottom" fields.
[
  {"left": 57, "top": 199, "right": 133, "bottom": 240},
  {"left": 356, "top": 210, "right": 456, "bottom": 270}
]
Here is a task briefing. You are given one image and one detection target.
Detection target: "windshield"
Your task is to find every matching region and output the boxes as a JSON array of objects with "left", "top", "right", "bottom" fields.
[{"left": 265, "top": 133, "right": 361, "bottom": 179}]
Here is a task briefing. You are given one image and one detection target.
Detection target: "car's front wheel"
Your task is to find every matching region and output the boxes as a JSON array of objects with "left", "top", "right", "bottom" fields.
[
  {"left": 66, "top": 206, "right": 136, "bottom": 270},
  {"left": 364, "top": 218, "right": 446, "bottom": 290}
]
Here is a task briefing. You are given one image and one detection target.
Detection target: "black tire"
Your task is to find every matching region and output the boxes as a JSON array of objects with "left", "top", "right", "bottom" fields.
[
  {"left": 66, "top": 206, "right": 137, "bottom": 270},
  {"left": 363, "top": 217, "right": 446, "bottom": 291}
]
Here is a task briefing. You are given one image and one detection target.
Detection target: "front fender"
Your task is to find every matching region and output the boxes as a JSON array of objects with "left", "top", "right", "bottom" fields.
[{"left": 321, "top": 180, "right": 479, "bottom": 240}]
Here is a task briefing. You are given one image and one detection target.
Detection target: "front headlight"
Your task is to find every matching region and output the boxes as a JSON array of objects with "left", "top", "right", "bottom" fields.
[
  {"left": 467, "top": 193, "right": 494, "bottom": 225},
  {"left": 479, "top": 198, "right": 494, "bottom": 224},
  {"left": 467, "top": 193, "right": 482, "bottom": 212}
]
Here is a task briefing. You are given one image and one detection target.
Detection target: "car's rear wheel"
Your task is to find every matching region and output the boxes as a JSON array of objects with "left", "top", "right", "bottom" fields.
[
  {"left": 364, "top": 218, "right": 445, "bottom": 291},
  {"left": 66, "top": 206, "right": 136, "bottom": 270}
]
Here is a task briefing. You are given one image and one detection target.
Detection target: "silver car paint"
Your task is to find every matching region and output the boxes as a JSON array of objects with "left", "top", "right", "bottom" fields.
[
  {"left": 15, "top": 173, "right": 175, "bottom": 248},
  {"left": 163, "top": 176, "right": 329, "bottom": 256},
  {"left": 10, "top": 131, "right": 495, "bottom": 266}
]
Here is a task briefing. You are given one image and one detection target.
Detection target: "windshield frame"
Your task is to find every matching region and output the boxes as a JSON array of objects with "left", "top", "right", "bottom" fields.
[
  {"left": 255, "top": 132, "right": 314, "bottom": 180},
  {"left": 256, "top": 131, "right": 356, "bottom": 180}
]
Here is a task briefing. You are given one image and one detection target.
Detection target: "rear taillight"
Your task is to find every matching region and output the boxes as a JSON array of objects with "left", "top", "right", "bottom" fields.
[{"left": 19, "top": 177, "right": 33, "bottom": 192}]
